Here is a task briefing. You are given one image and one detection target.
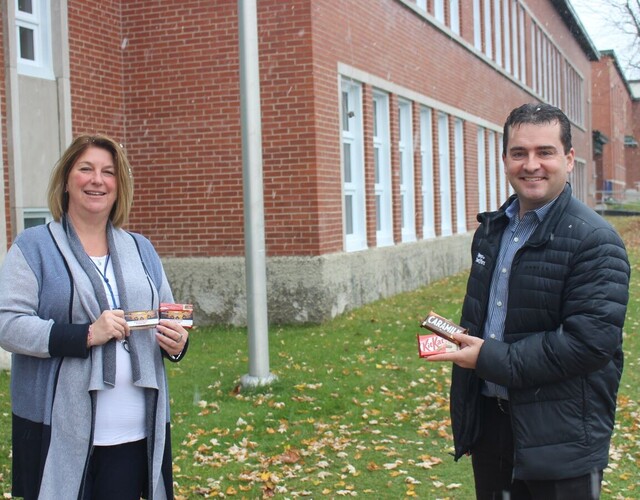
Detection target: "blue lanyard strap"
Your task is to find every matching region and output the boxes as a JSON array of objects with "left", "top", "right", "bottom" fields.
[{"left": 90, "top": 254, "right": 120, "bottom": 310}]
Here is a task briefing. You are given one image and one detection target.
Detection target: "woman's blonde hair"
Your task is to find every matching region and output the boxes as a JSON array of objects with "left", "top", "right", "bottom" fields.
[{"left": 47, "top": 134, "right": 134, "bottom": 228}]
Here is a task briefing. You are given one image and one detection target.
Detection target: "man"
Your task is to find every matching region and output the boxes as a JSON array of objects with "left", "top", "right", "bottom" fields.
[{"left": 428, "top": 103, "right": 629, "bottom": 499}]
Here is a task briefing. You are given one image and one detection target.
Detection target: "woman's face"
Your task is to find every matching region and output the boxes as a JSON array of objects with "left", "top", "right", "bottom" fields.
[{"left": 66, "top": 146, "right": 118, "bottom": 224}]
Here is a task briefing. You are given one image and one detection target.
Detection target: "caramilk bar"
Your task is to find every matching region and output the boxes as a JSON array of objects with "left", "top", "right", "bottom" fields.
[{"left": 420, "top": 310, "right": 464, "bottom": 346}]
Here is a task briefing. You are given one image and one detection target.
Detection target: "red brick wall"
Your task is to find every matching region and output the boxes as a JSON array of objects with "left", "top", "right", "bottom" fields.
[
  {"left": 592, "top": 56, "right": 633, "bottom": 197},
  {"left": 68, "top": 0, "right": 125, "bottom": 138},
  {"left": 62, "top": 0, "right": 597, "bottom": 258},
  {"left": 626, "top": 100, "right": 640, "bottom": 189}
]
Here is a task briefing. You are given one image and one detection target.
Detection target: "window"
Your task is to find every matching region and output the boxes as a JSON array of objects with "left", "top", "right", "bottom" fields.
[
  {"left": 398, "top": 100, "right": 416, "bottom": 243},
  {"left": 454, "top": 118, "right": 466, "bottom": 234},
  {"left": 23, "top": 209, "right": 52, "bottom": 229},
  {"left": 341, "top": 79, "right": 366, "bottom": 252},
  {"left": 477, "top": 128, "right": 487, "bottom": 213},
  {"left": 473, "top": 0, "right": 482, "bottom": 50},
  {"left": 494, "top": 0, "right": 502, "bottom": 67},
  {"left": 449, "top": 0, "right": 460, "bottom": 34},
  {"left": 483, "top": 0, "right": 493, "bottom": 59},
  {"left": 488, "top": 131, "right": 498, "bottom": 211},
  {"left": 15, "top": 0, "right": 53, "bottom": 79},
  {"left": 518, "top": 4, "right": 526, "bottom": 82},
  {"left": 438, "top": 112, "right": 452, "bottom": 236},
  {"left": 503, "top": 0, "right": 511, "bottom": 74},
  {"left": 511, "top": 0, "right": 519, "bottom": 80},
  {"left": 420, "top": 107, "right": 436, "bottom": 239},
  {"left": 434, "top": 0, "right": 445, "bottom": 23},
  {"left": 498, "top": 133, "right": 507, "bottom": 204},
  {"left": 373, "top": 91, "right": 393, "bottom": 247},
  {"left": 416, "top": 0, "right": 427, "bottom": 11}
]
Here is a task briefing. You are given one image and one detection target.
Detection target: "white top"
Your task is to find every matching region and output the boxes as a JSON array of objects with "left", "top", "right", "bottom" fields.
[{"left": 90, "top": 255, "right": 146, "bottom": 445}]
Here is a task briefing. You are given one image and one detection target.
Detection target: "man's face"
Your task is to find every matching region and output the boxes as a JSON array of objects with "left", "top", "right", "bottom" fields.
[{"left": 503, "top": 121, "right": 574, "bottom": 215}]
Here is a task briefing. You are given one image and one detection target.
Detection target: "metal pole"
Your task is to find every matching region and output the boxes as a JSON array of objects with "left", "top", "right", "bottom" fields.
[{"left": 238, "top": 0, "right": 276, "bottom": 388}]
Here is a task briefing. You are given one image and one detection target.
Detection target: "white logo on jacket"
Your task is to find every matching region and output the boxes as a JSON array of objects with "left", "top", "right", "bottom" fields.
[{"left": 475, "top": 253, "right": 486, "bottom": 266}]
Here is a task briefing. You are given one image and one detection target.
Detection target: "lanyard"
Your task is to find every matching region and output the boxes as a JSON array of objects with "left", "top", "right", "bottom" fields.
[{"left": 90, "top": 254, "right": 120, "bottom": 310}]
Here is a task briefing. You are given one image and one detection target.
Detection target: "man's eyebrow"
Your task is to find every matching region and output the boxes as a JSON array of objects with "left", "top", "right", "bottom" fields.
[{"left": 508, "top": 145, "right": 557, "bottom": 153}]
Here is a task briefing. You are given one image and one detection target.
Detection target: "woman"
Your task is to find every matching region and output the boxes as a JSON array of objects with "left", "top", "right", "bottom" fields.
[{"left": 0, "top": 135, "right": 189, "bottom": 499}]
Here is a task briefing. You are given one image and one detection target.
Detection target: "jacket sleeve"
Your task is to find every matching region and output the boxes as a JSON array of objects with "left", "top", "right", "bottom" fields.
[{"left": 476, "top": 226, "right": 629, "bottom": 388}]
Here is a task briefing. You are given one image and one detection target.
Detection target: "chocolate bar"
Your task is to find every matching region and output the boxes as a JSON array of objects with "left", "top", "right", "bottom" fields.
[
  {"left": 420, "top": 311, "right": 464, "bottom": 345},
  {"left": 159, "top": 303, "right": 194, "bottom": 328},
  {"left": 417, "top": 333, "right": 458, "bottom": 357},
  {"left": 125, "top": 309, "right": 160, "bottom": 330}
]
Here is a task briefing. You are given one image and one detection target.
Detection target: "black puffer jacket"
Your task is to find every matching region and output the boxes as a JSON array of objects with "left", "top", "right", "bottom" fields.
[{"left": 451, "top": 184, "right": 629, "bottom": 480}]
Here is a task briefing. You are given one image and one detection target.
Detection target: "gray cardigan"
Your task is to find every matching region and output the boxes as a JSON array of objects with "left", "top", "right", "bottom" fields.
[{"left": 0, "top": 218, "right": 181, "bottom": 499}]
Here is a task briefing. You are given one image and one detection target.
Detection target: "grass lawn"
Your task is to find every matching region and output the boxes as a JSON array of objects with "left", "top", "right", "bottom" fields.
[{"left": 0, "top": 216, "right": 639, "bottom": 499}]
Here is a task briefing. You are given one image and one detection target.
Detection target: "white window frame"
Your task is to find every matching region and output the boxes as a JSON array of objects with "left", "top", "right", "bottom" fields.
[
  {"left": 420, "top": 107, "right": 436, "bottom": 239},
  {"left": 511, "top": 0, "right": 519, "bottom": 80},
  {"left": 488, "top": 131, "right": 498, "bottom": 211},
  {"left": 498, "top": 133, "right": 508, "bottom": 204},
  {"left": 454, "top": 118, "right": 466, "bottom": 234},
  {"left": 373, "top": 91, "right": 393, "bottom": 247},
  {"left": 416, "top": 0, "right": 427, "bottom": 11},
  {"left": 398, "top": 99, "right": 416, "bottom": 243},
  {"left": 341, "top": 79, "right": 367, "bottom": 252},
  {"left": 438, "top": 112, "right": 452, "bottom": 237},
  {"left": 449, "top": 0, "right": 460, "bottom": 34},
  {"left": 519, "top": 5, "right": 526, "bottom": 83},
  {"left": 494, "top": 0, "right": 503, "bottom": 67},
  {"left": 483, "top": 0, "right": 493, "bottom": 59},
  {"left": 503, "top": 0, "right": 511, "bottom": 74},
  {"left": 15, "top": 0, "right": 54, "bottom": 79},
  {"left": 434, "top": 0, "right": 445, "bottom": 24},
  {"left": 473, "top": 0, "right": 482, "bottom": 50},
  {"left": 477, "top": 127, "right": 487, "bottom": 213},
  {"left": 23, "top": 208, "right": 53, "bottom": 230}
]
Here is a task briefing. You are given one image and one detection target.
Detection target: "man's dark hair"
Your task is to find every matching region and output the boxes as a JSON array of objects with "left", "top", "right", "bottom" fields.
[{"left": 502, "top": 102, "right": 572, "bottom": 155}]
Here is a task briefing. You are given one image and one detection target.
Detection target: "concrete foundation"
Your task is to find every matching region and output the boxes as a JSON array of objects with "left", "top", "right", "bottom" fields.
[{"left": 163, "top": 233, "right": 473, "bottom": 326}]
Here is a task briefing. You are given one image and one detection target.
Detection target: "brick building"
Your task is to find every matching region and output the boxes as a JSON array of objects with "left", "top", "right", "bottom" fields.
[
  {"left": 0, "top": 0, "right": 603, "bottom": 327},
  {"left": 626, "top": 80, "right": 640, "bottom": 191},
  {"left": 590, "top": 51, "right": 636, "bottom": 201}
]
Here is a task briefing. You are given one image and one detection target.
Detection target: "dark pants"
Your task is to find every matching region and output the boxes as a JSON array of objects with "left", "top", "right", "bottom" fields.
[
  {"left": 83, "top": 439, "right": 148, "bottom": 500},
  {"left": 471, "top": 396, "right": 603, "bottom": 500}
]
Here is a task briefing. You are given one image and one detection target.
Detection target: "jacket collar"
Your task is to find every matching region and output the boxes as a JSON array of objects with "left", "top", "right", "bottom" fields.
[{"left": 477, "top": 183, "right": 573, "bottom": 244}]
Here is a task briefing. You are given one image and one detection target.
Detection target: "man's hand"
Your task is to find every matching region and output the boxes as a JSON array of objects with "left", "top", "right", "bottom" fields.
[{"left": 426, "top": 332, "right": 484, "bottom": 369}]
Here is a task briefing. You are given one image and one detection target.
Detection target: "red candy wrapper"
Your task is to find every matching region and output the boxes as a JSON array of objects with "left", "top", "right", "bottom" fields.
[{"left": 417, "top": 333, "right": 458, "bottom": 357}]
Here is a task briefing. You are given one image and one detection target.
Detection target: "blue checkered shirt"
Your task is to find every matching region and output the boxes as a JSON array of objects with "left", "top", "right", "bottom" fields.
[{"left": 481, "top": 197, "right": 556, "bottom": 400}]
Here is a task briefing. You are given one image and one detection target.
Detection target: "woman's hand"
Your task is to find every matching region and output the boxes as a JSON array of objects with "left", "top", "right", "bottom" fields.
[
  {"left": 155, "top": 320, "right": 189, "bottom": 356},
  {"left": 89, "top": 310, "right": 130, "bottom": 346}
]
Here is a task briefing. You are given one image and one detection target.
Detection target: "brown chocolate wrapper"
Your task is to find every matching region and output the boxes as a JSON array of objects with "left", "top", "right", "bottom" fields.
[
  {"left": 420, "top": 310, "right": 465, "bottom": 346},
  {"left": 159, "top": 303, "right": 194, "bottom": 328},
  {"left": 125, "top": 309, "right": 160, "bottom": 330}
]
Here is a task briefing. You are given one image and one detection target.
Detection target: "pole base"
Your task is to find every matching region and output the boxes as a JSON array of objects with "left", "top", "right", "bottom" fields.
[{"left": 239, "top": 372, "right": 278, "bottom": 390}]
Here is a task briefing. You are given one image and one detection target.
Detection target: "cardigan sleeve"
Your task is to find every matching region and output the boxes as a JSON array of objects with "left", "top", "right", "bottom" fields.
[{"left": 0, "top": 244, "right": 55, "bottom": 357}]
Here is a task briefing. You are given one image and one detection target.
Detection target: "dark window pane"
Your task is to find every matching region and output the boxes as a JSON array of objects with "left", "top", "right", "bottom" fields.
[
  {"left": 19, "top": 26, "right": 35, "bottom": 60},
  {"left": 18, "top": 0, "right": 33, "bottom": 14},
  {"left": 342, "top": 92, "right": 349, "bottom": 131},
  {"left": 24, "top": 217, "right": 45, "bottom": 229},
  {"left": 374, "top": 148, "right": 380, "bottom": 184},
  {"left": 345, "top": 195, "right": 353, "bottom": 235},
  {"left": 343, "top": 143, "right": 352, "bottom": 183}
]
